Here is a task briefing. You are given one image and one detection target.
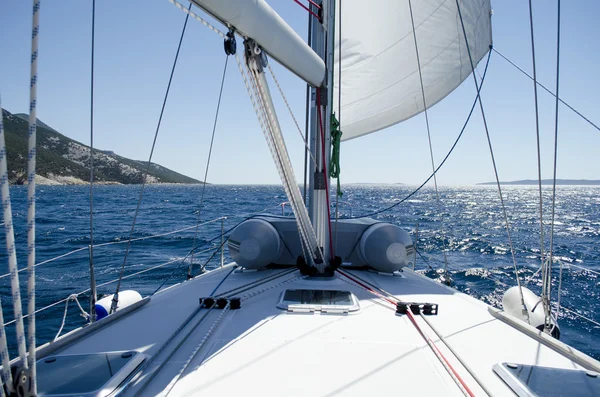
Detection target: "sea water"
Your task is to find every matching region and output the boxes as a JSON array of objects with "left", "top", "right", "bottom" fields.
[{"left": 0, "top": 184, "right": 598, "bottom": 359}]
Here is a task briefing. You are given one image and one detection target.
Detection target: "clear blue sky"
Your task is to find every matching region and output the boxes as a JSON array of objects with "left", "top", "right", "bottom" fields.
[{"left": 1, "top": 0, "right": 599, "bottom": 185}]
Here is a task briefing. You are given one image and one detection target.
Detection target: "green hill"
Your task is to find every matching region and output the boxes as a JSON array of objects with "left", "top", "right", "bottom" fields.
[{"left": 1, "top": 109, "right": 202, "bottom": 185}]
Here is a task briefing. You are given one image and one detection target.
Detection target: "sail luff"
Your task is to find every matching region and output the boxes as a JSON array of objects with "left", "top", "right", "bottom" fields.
[{"left": 334, "top": 0, "right": 492, "bottom": 141}]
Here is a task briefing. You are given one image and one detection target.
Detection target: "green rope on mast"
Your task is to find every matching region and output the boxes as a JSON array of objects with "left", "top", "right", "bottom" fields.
[{"left": 330, "top": 112, "right": 343, "bottom": 197}]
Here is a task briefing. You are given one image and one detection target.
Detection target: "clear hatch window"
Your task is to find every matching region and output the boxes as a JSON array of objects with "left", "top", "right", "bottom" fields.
[
  {"left": 277, "top": 289, "right": 360, "bottom": 313},
  {"left": 493, "top": 362, "right": 600, "bottom": 397},
  {"left": 36, "top": 351, "right": 146, "bottom": 397}
]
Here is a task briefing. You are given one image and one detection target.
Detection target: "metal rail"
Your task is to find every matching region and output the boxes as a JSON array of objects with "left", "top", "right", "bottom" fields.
[{"left": 2, "top": 245, "right": 218, "bottom": 328}]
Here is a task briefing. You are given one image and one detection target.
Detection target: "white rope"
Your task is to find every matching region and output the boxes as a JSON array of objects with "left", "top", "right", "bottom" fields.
[
  {"left": 54, "top": 294, "right": 90, "bottom": 342},
  {"left": 234, "top": 52, "right": 321, "bottom": 265},
  {"left": 249, "top": 62, "right": 322, "bottom": 265},
  {"left": 266, "top": 63, "right": 317, "bottom": 167},
  {"left": 0, "top": 95, "right": 16, "bottom": 393},
  {"left": 168, "top": 0, "right": 225, "bottom": 38},
  {"left": 27, "top": 2, "right": 41, "bottom": 390},
  {"left": 163, "top": 303, "right": 231, "bottom": 397}
]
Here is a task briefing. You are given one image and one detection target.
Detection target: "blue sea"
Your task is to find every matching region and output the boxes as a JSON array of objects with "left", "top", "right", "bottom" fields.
[{"left": 0, "top": 184, "right": 598, "bottom": 360}]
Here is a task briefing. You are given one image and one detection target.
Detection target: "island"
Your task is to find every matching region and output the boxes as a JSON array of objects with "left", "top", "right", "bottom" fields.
[{"left": 2, "top": 109, "right": 202, "bottom": 185}]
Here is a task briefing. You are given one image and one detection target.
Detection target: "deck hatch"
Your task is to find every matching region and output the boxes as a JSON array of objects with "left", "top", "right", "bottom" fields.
[
  {"left": 36, "top": 351, "right": 146, "bottom": 396},
  {"left": 277, "top": 289, "right": 359, "bottom": 313},
  {"left": 493, "top": 362, "right": 600, "bottom": 397}
]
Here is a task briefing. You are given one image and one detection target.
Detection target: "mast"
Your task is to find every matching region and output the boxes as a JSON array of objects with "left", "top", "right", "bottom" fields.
[{"left": 308, "top": 0, "right": 335, "bottom": 272}]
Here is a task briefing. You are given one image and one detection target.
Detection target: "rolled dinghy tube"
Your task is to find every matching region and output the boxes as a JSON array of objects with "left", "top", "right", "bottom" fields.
[
  {"left": 228, "top": 218, "right": 283, "bottom": 270},
  {"left": 502, "top": 286, "right": 560, "bottom": 339},
  {"left": 359, "top": 223, "right": 414, "bottom": 273},
  {"left": 95, "top": 290, "right": 143, "bottom": 321}
]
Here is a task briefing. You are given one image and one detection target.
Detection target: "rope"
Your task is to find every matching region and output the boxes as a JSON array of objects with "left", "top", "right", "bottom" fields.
[
  {"left": 238, "top": 49, "right": 322, "bottom": 267},
  {"left": 267, "top": 63, "right": 317, "bottom": 167},
  {"left": 132, "top": 267, "right": 278, "bottom": 397},
  {"left": 492, "top": 48, "right": 600, "bottom": 133},
  {"left": 111, "top": 0, "right": 192, "bottom": 314},
  {"left": 54, "top": 294, "right": 90, "bottom": 342},
  {"left": 164, "top": 303, "right": 230, "bottom": 396},
  {"left": 527, "top": 0, "right": 547, "bottom": 313},
  {"left": 88, "top": 0, "right": 98, "bottom": 323},
  {"left": 0, "top": 95, "right": 16, "bottom": 393},
  {"left": 316, "top": 87, "right": 335, "bottom": 260},
  {"left": 349, "top": 49, "right": 492, "bottom": 219},
  {"left": 455, "top": 1, "right": 529, "bottom": 323},
  {"left": 329, "top": 113, "right": 342, "bottom": 196},
  {"left": 188, "top": 55, "right": 229, "bottom": 278},
  {"left": 407, "top": 0, "right": 451, "bottom": 285},
  {"left": 24, "top": 1, "right": 42, "bottom": 388},
  {"left": 336, "top": 269, "right": 474, "bottom": 397},
  {"left": 548, "top": 0, "right": 561, "bottom": 323},
  {"left": 168, "top": 0, "right": 226, "bottom": 38},
  {"left": 292, "top": 0, "right": 321, "bottom": 20}
]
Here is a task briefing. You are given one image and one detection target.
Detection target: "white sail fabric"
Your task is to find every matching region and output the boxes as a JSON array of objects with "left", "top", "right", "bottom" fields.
[{"left": 333, "top": 0, "right": 492, "bottom": 141}]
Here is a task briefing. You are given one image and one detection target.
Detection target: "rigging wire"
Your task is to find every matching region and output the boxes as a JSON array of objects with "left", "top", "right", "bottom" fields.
[
  {"left": 454, "top": 0, "right": 528, "bottom": 322},
  {"left": 407, "top": 0, "right": 451, "bottom": 285},
  {"left": 333, "top": 0, "right": 342, "bottom": 254},
  {"left": 267, "top": 63, "right": 317, "bottom": 167},
  {"left": 549, "top": 0, "right": 562, "bottom": 321},
  {"left": 110, "top": 1, "right": 192, "bottom": 314},
  {"left": 347, "top": 49, "right": 492, "bottom": 220},
  {"left": 188, "top": 55, "right": 230, "bottom": 278},
  {"left": 302, "top": 4, "right": 314, "bottom": 205},
  {"left": 88, "top": 0, "right": 98, "bottom": 323},
  {"left": 492, "top": 48, "right": 600, "bottom": 133},
  {"left": 527, "top": 0, "right": 547, "bottom": 307}
]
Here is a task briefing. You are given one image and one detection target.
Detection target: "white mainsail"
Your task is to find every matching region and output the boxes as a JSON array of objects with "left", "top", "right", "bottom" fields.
[{"left": 333, "top": 0, "right": 492, "bottom": 141}]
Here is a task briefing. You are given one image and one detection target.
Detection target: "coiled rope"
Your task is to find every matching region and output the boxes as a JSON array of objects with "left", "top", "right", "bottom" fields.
[{"left": 329, "top": 113, "right": 342, "bottom": 197}]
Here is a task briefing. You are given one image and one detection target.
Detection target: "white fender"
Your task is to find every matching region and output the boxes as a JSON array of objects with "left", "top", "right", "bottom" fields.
[{"left": 95, "top": 290, "right": 142, "bottom": 320}]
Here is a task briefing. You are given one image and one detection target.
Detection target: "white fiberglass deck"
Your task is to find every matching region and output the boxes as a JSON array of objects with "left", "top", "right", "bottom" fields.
[{"left": 47, "top": 264, "right": 598, "bottom": 396}]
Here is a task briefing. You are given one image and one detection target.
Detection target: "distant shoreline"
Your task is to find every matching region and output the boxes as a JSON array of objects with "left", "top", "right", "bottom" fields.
[{"left": 477, "top": 179, "right": 600, "bottom": 186}]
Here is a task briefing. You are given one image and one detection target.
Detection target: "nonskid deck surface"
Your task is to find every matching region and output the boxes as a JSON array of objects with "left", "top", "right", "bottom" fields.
[{"left": 52, "top": 265, "right": 594, "bottom": 396}]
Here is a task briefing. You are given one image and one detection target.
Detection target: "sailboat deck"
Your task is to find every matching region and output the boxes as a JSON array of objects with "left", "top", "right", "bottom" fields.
[{"left": 50, "top": 265, "right": 597, "bottom": 396}]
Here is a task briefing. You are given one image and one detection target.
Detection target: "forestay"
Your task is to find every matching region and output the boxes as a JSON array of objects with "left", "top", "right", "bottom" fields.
[{"left": 333, "top": 0, "right": 492, "bottom": 141}]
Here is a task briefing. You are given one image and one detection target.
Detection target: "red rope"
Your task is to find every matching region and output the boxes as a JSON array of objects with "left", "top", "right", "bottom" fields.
[
  {"left": 404, "top": 310, "right": 476, "bottom": 397},
  {"left": 307, "top": 0, "right": 322, "bottom": 9},
  {"left": 292, "top": 0, "right": 321, "bottom": 20},
  {"left": 315, "top": 88, "right": 335, "bottom": 260},
  {"left": 336, "top": 269, "right": 476, "bottom": 397}
]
